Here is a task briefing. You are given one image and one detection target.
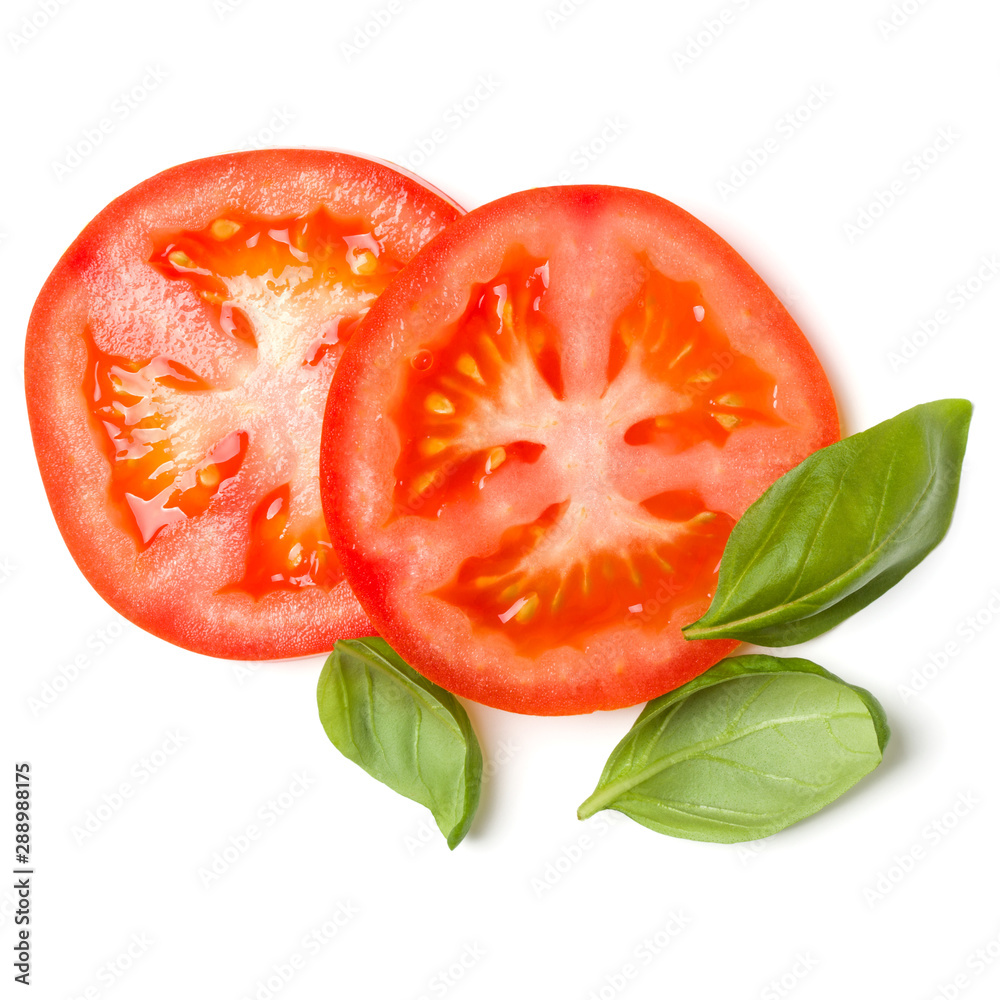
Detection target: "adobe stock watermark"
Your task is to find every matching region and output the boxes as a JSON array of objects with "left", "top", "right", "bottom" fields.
[
  {"left": 404, "top": 738, "right": 518, "bottom": 856},
  {"left": 231, "top": 659, "right": 263, "bottom": 686},
  {"left": 0, "top": 554, "right": 15, "bottom": 586},
  {"left": 393, "top": 454, "right": 462, "bottom": 518},
  {"left": 897, "top": 588, "right": 1000, "bottom": 703},
  {"left": 673, "top": 0, "right": 757, "bottom": 73},
  {"left": 735, "top": 837, "right": 771, "bottom": 865},
  {"left": 238, "top": 106, "right": 296, "bottom": 151},
  {"left": 27, "top": 619, "right": 129, "bottom": 717},
  {"left": 52, "top": 66, "right": 169, "bottom": 181},
  {"left": 760, "top": 953, "right": 819, "bottom": 999},
  {"left": 415, "top": 943, "right": 486, "bottom": 1000},
  {"left": 7, "top": 0, "right": 73, "bottom": 53},
  {"left": 886, "top": 255, "right": 999, "bottom": 371},
  {"left": 70, "top": 932, "right": 153, "bottom": 1000},
  {"left": 528, "top": 576, "right": 687, "bottom": 693},
  {"left": 843, "top": 126, "right": 959, "bottom": 244},
  {"left": 716, "top": 85, "right": 833, "bottom": 202},
  {"left": 585, "top": 911, "right": 692, "bottom": 1000},
  {"left": 863, "top": 790, "right": 979, "bottom": 907},
  {"left": 214, "top": 0, "right": 251, "bottom": 19},
  {"left": 198, "top": 771, "right": 317, "bottom": 887},
  {"left": 341, "top": 0, "right": 412, "bottom": 64},
  {"left": 928, "top": 925, "right": 1000, "bottom": 1000},
  {"left": 877, "top": 0, "right": 935, "bottom": 41},
  {"left": 399, "top": 75, "right": 501, "bottom": 172},
  {"left": 0, "top": 889, "right": 18, "bottom": 929},
  {"left": 404, "top": 816, "right": 446, "bottom": 858},
  {"left": 553, "top": 116, "right": 628, "bottom": 184},
  {"left": 71, "top": 731, "right": 189, "bottom": 846},
  {"left": 545, "top": 0, "right": 590, "bottom": 29},
  {"left": 530, "top": 812, "right": 623, "bottom": 898},
  {"left": 237, "top": 902, "right": 359, "bottom": 1000}
]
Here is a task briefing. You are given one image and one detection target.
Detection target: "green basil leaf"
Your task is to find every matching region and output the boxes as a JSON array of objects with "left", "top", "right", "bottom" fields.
[
  {"left": 577, "top": 654, "right": 888, "bottom": 843},
  {"left": 317, "top": 637, "right": 482, "bottom": 849},
  {"left": 684, "top": 399, "right": 972, "bottom": 645}
]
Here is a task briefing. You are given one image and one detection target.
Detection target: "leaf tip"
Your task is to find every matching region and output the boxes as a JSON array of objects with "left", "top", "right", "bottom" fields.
[{"left": 444, "top": 819, "right": 472, "bottom": 850}]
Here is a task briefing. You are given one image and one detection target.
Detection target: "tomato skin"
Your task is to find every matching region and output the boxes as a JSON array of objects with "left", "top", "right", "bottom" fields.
[
  {"left": 322, "top": 185, "right": 839, "bottom": 714},
  {"left": 26, "top": 149, "right": 462, "bottom": 660}
]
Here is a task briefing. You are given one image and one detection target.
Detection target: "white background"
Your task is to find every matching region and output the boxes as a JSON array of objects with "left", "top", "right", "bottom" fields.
[{"left": 3, "top": 0, "right": 1000, "bottom": 997}]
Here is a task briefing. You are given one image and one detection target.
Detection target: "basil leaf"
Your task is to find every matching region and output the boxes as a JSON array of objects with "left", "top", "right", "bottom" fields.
[
  {"left": 684, "top": 399, "right": 972, "bottom": 645},
  {"left": 317, "top": 637, "right": 482, "bottom": 849},
  {"left": 578, "top": 655, "right": 888, "bottom": 843}
]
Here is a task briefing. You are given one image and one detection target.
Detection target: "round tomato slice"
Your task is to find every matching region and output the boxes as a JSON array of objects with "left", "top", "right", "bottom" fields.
[
  {"left": 26, "top": 149, "right": 462, "bottom": 659},
  {"left": 322, "top": 186, "right": 839, "bottom": 714}
]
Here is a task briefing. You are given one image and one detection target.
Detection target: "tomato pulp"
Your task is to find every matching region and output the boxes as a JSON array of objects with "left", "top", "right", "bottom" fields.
[
  {"left": 322, "top": 186, "right": 839, "bottom": 713},
  {"left": 26, "top": 150, "right": 462, "bottom": 659}
]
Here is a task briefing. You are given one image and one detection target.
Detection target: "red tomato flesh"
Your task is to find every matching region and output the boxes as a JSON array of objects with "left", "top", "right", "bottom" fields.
[
  {"left": 322, "top": 186, "right": 839, "bottom": 714},
  {"left": 26, "top": 150, "right": 461, "bottom": 659}
]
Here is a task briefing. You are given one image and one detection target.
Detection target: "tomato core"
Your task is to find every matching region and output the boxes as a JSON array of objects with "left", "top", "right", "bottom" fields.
[{"left": 387, "top": 247, "right": 783, "bottom": 656}]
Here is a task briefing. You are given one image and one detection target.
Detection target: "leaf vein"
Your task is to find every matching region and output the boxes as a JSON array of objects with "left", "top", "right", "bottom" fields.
[{"left": 697, "top": 468, "right": 942, "bottom": 633}]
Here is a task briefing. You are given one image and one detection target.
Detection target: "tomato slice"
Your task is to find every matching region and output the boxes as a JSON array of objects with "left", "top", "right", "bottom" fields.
[
  {"left": 322, "top": 186, "right": 839, "bottom": 714},
  {"left": 26, "top": 150, "right": 462, "bottom": 659}
]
